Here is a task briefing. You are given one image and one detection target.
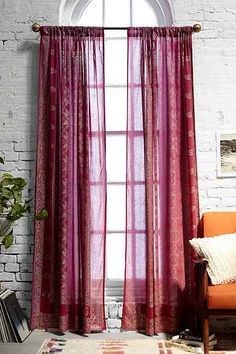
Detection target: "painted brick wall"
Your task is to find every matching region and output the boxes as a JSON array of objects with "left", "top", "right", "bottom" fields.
[{"left": 0, "top": 0, "right": 236, "bottom": 329}]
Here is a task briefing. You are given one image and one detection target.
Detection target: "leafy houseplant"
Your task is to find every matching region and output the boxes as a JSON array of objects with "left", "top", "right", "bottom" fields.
[{"left": 0, "top": 156, "right": 47, "bottom": 248}]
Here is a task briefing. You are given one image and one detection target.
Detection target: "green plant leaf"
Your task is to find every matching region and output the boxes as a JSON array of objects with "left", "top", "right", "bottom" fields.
[
  {"left": 0, "top": 177, "right": 14, "bottom": 186},
  {"left": 0, "top": 164, "right": 45, "bottom": 248},
  {"left": 13, "top": 178, "right": 27, "bottom": 190},
  {"left": 6, "top": 203, "right": 25, "bottom": 222},
  {"left": 25, "top": 205, "right": 31, "bottom": 213},
  {"left": 33, "top": 208, "right": 48, "bottom": 220},
  {"left": 2, "top": 187, "right": 11, "bottom": 198},
  {"left": 2, "top": 173, "right": 13, "bottom": 178},
  {"left": 13, "top": 190, "right": 23, "bottom": 203},
  {"left": 0, "top": 199, "right": 8, "bottom": 209},
  {"left": 2, "top": 230, "right": 13, "bottom": 249}
]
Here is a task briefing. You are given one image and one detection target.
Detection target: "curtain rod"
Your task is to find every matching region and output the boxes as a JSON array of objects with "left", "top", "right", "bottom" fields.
[{"left": 32, "top": 23, "right": 202, "bottom": 33}]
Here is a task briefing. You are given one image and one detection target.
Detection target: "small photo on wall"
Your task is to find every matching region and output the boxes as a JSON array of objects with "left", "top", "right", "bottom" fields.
[{"left": 217, "top": 131, "right": 236, "bottom": 177}]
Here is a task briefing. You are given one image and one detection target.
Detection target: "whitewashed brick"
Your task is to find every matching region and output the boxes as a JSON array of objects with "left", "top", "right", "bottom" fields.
[
  {"left": 10, "top": 170, "right": 30, "bottom": 180},
  {"left": 20, "top": 263, "right": 33, "bottom": 272},
  {"left": 16, "top": 32, "right": 40, "bottom": 41},
  {"left": 0, "top": 161, "right": 15, "bottom": 171},
  {"left": 117, "top": 303, "right": 123, "bottom": 318},
  {"left": 14, "top": 223, "right": 31, "bottom": 235},
  {"left": 219, "top": 179, "right": 236, "bottom": 188},
  {"left": 106, "top": 319, "right": 121, "bottom": 329},
  {"left": 3, "top": 151, "right": 18, "bottom": 161},
  {"left": 0, "top": 142, "right": 13, "bottom": 151},
  {"left": 0, "top": 273, "right": 15, "bottom": 281},
  {"left": 222, "top": 197, "right": 236, "bottom": 207},
  {"left": 105, "top": 304, "right": 109, "bottom": 319},
  {"left": 15, "top": 160, "right": 34, "bottom": 171},
  {"left": 208, "top": 188, "right": 236, "bottom": 198},
  {"left": 198, "top": 142, "right": 212, "bottom": 152},
  {"left": 1, "top": 244, "right": 30, "bottom": 254},
  {"left": 0, "top": 51, "right": 14, "bottom": 63},
  {"left": 3, "top": 41, "right": 18, "bottom": 50},
  {"left": 204, "top": 11, "right": 235, "bottom": 22},
  {"left": 19, "top": 152, "right": 34, "bottom": 161},
  {"left": 0, "top": 255, "right": 17, "bottom": 263},
  {"left": 1, "top": 282, "right": 32, "bottom": 291},
  {"left": 0, "top": 264, "right": 4, "bottom": 272},
  {"left": 16, "top": 273, "right": 32, "bottom": 282},
  {"left": 17, "top": 255, "right": 33, "bottom": 263},
  {"left": 200, "top": 197, "right": 222, "bottom": 209},
  {"left": 14, "top": 142, "right": 33, "bottom": 152},
  {"left": 108, "top": 303, "right": 118, "bottom": 319},
  {"left": 0, "top": 32, "right": 15, "bottom": 40},
  {"left": 5, "top": 263, "right": 19, "bottom": 272},
  {"left": 15, "top": 236, "right": 33, "bottom": 244}
]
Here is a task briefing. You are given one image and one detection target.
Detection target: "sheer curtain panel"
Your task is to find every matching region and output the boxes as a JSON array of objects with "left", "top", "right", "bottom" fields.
[
  {"left": 122, "top": 27, "right": 199, "bottom": 335},
  {"left": 31, "top": 27, "right": 106, "bottom": 333}
]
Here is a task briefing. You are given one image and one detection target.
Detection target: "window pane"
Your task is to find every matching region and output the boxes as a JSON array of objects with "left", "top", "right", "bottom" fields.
[
  {"left": 105, "top": 29, "right": 127, "bottom": 39},
  {"left": 78, "top": 0, "right": 103, "bottom": 26},
  {"left": 104, "top": 0, "right": 130, "bottom": 27},
  {"left": 134, "top": 185, "right": 145, "bottom": 230},
  {"left": 106, "top": 87, "right": 127, "bottom": 131},
  {"left": 107, "top": 185, "right": 126, "bottom": 231},
  {"left": 135, "top": 233, "right": 146, "bottom": 279},
  {"left": 132, "top": 0, "right": 158, "bottom": 26},
  {"left": 90, "top": 185, "right": 106, "bottom": 231},
  {"left": 133, "top": 136, "right": 145, "bottom": 181},
  {"left": 105, "top": 39, "right": 127, "bottom": 85},
  {"left": 106, "top": 233, "right": 125, "bottom": 279},
  {"left": 107, "top": 135, "right": 126, "bottom": 182},
  {"left": 128, "top": 87, "right": 143, "bottom": 130},
  {"left": 90, "top": 137, "right": 105, "bottom": 183}
]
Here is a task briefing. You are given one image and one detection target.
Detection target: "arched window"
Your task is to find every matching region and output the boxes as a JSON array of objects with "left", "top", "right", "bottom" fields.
[
  {"left": 60, "top": 0, "right": 173, "bottom": 27},
  {"left": 60, "top": 0, "right": 173, "bottom": 294}
]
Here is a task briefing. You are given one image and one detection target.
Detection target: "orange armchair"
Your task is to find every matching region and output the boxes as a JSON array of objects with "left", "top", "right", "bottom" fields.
[{"left": 198, "top": 212, "right": 236, "bottom": 354}]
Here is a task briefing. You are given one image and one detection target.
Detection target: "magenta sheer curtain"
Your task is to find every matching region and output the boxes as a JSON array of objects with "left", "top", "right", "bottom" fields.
[
  {"left": 31, "top": 27, "right": 106, "bottom": 333},
  {"left": 122, "top": 27, "right": 199, "bottom": 335}
]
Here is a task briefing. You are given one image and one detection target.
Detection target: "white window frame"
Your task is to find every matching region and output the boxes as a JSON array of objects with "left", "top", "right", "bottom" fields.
[{"left": 60, "top": 0, "right": 173, "bottom": 26}]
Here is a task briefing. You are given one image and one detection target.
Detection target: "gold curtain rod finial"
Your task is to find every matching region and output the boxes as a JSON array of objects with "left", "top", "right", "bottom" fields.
[
  {"left": 32, "top": 23, "right": 40, "bottom": 32},
  {"left": 193, "top": 23, "right": 201, "bottom": 33}
]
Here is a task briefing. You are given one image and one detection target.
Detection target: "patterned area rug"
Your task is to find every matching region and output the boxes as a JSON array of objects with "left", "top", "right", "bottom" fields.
[{"left": 36, "top": 338, "right": 229, "bottom": 354}]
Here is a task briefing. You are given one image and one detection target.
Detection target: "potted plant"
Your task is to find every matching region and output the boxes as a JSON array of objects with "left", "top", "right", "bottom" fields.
[{"left": 0, "top": 156, "right": 47, "bottom": 248}]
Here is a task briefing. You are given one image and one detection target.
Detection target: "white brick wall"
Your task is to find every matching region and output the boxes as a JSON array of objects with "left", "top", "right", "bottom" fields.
[
  {"left": 105, "top": 300, "right": 123, "bottom": 333},
  {"left": 0, "top": 0, "right": 236, "bottom": 327}
]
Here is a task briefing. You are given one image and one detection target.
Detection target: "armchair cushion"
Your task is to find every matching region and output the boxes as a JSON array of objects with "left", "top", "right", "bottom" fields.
[
  {"left": 208, "top": 283, "right": 236, "bottom": 309},
  {"left": 190, "top": 233, "right": 236, "bottom": 285}
]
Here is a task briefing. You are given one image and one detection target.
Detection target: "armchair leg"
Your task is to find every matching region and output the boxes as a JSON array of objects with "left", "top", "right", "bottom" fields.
[{"left": 203, "top": 310, "right": 209, "bottom": 354}]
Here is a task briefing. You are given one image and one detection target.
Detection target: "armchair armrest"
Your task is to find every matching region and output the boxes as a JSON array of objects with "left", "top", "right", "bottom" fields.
[{"left": 193, "top": 257, "right": 208, "bottom": 293}]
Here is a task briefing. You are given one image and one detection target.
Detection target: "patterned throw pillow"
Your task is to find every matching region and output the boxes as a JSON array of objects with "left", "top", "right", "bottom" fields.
[{"left": 190, "top": 233, "right": 236, "bottom": 285}]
